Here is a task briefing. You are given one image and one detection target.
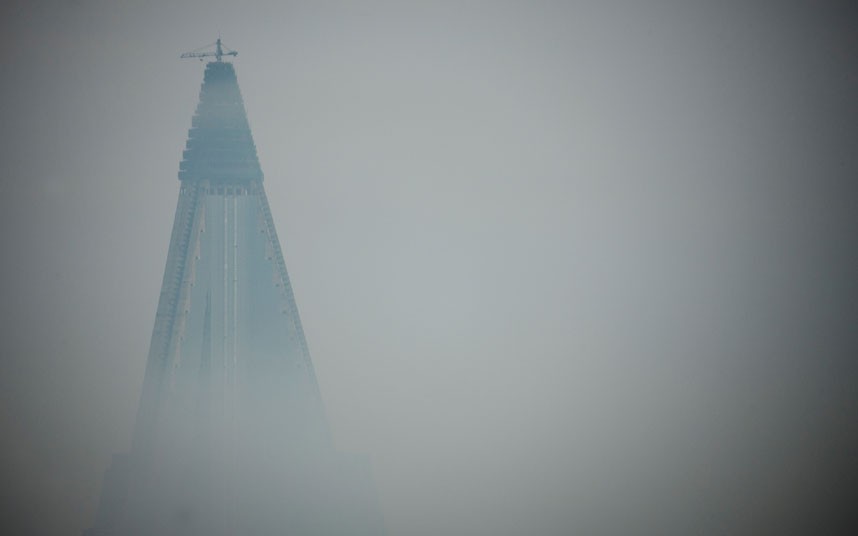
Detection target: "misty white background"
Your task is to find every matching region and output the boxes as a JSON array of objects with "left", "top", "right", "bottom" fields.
[{"left": 1, "top": 1, "right": 856, "bottom": 534}]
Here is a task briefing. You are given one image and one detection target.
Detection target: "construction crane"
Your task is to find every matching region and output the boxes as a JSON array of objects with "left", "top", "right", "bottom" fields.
[{"left": 180, "top": 38, "right": 238, "bottom": 62}]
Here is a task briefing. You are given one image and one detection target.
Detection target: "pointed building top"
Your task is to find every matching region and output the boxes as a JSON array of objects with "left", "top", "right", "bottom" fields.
[{"left": 178, "top": 60, "right": 263, "bottom": 183}]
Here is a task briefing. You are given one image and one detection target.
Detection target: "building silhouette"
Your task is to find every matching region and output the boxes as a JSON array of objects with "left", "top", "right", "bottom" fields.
[{"left": 85, "top": 51, "right": 385, "bottom": 536}]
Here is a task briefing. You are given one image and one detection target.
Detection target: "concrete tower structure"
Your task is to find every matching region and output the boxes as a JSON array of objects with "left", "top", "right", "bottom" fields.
[{"left": 86, "top": 54, "right": 384, "bottom": 536}]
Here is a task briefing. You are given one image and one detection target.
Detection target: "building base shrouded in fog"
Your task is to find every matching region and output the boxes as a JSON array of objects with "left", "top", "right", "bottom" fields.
[{"left": 85, "top": 48, "right": 385, "bottom": 536}]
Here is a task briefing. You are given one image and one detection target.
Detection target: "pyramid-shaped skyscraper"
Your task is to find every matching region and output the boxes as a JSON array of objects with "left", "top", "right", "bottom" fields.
[{"left": 86, "top": 54, "right": 385, "bottom": 536}]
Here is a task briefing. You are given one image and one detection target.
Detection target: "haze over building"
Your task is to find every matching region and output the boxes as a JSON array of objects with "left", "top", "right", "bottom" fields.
[
  {"left": 85, "top": 42, "right": 385, "bottom": 536},
  {"left": 2, "top": 3, "right": 857, "bottom": 535}
]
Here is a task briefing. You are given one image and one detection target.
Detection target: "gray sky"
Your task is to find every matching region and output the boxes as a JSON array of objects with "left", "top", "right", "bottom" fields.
[{"left": 1, "top": 1, "right": 857, "bottom": 534}]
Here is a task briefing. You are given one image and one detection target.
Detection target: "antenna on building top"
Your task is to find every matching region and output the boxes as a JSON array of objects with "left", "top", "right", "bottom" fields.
[{"left": 180, "top": 37, "right": 238, "bottom": 62}]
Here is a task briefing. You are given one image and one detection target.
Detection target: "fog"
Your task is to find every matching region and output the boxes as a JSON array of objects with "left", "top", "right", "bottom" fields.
[{"left": 1, "top": 1, "right": 857, "bottom": 534}]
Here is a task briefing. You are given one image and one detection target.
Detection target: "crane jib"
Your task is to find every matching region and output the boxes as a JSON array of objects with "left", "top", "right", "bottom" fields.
[{"left": 180, "top": 37, "right": 238, "bottom": 63}]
